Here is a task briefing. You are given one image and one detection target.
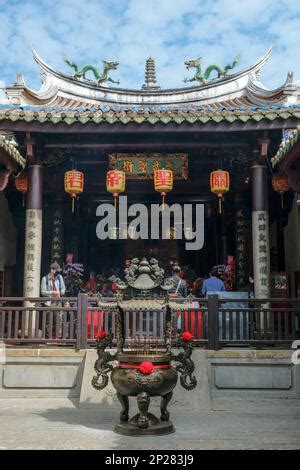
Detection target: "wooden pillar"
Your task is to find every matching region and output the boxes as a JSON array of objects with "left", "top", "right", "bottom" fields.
[
  {"left": 23, "top": 164, "right": 43, "bottom": 332},
  {"left": 214, "top": 209, "right": 220, "bottom": 265},
  {"left": 251, "top": 164, "right": 270, "bottom": 298},
  {"left": 221, "top": 208, "right": 228, "bottom": 265},
  {"left": 235, "top": 194, "right": 248, "bottom": 290},
  {"left": 277, "top": 204, "right": 285, "bottom": 271}
]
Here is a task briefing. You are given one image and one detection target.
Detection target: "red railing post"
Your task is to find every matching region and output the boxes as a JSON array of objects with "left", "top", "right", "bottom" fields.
[
  {"left": 76, "top": 294, "right": 82, "bottom": 350},
  {"left": 80, "top": 293, "right": 88, "bottom": 349}
]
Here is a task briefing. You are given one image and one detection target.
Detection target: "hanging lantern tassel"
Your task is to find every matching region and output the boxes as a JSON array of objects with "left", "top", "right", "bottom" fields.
[
  {"left": 71, "top": 194, "right": 76, "bottom": 213},
  {"left": 114, "top": 193, "right": 118, "bottom": 210},
  {"left": 280, "top": 193, "right": 284, "bottom": 209},
  {"left": 162, "top": 192, "right": 166, "bottom": 210},
  {"left": 218, "top": 194, "right": 222, "bottom": 214},
  {"left": 64, "top": 170, "right": 84, "bottom": 213}
]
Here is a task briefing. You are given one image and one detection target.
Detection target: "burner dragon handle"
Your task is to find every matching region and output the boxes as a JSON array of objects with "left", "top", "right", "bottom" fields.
[
  {"left": 172, "top": 333, "right": 197, "bottom": 390},
  {"left": 92, "top": 332, "right": 116, "bottom": 390}
]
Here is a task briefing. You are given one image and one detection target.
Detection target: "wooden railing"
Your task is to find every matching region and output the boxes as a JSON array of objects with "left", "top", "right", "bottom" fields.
[
  {"left": 0, "top": 297, "right": 78, "bottom": 347},
  {"left": 0, "top": 295, "right": 299, "bottom": 349},
  {"left": 217, "top": 298, "right": 299, "bottom": 348}
]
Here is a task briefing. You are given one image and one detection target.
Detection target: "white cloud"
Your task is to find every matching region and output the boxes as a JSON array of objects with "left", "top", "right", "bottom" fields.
[
  {"left": 0, "top": 0, "right": 299, "bottom": 92},
  {"left": 0, "top": 80, "right": 8, "bottom": 104}
]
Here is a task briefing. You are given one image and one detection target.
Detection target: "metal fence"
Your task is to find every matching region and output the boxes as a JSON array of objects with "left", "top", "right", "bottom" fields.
[{"left": 0, "top": 294, "right": 299, "bottom": 349}]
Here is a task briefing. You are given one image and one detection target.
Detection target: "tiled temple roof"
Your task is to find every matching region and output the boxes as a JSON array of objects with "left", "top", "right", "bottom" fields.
[
  {"left": 1, "top": 48, "right": 299, "bottom": 128},
  {"left": 271, "top": 129, "right": 299, "bottom": 167},
  {"left": 0, "top": 103, "right": 299, "bottom": 126}
]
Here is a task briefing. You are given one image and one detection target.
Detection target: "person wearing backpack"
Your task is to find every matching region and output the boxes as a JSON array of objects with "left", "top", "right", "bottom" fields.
[{"left": 41, "top": 262, "right": 66, "bottom": 338}]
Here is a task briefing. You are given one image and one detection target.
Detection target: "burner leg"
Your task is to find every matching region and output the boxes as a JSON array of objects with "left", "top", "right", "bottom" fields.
[
  {"left": 117, "top": 392, "right": 129, "bottom": 421},
  {"left": 160, "top": 391, "right": 172, "bottom": 421},
  {"left": 137, "top": 392, "right": 150, "bottom": 429}
]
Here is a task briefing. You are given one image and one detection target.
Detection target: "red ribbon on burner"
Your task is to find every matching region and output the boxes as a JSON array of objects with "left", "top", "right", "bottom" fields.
[{"left": 119, "top": 364, "right": 170, "bottom": 369}]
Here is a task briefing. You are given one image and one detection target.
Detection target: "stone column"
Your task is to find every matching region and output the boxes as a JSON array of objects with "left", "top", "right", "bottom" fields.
[
  {"left": 251, "top": 164, "right": 270, "bottom": 298},
  {"left": 23, "top": 165, "right": 43, "bottom": 333}
]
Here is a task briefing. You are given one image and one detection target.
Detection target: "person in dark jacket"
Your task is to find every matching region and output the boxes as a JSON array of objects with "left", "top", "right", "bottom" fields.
[{"left": 244, "top": 273, "right": 255, "bottom": 298}]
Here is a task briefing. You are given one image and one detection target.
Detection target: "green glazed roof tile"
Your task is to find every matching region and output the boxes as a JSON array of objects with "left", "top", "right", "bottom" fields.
[{"left": 0, "top": 105, "right": 299, "bottom": 126}]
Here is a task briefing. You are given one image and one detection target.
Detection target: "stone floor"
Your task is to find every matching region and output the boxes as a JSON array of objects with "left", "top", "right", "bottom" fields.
[{"left": 0, "top": 398, "right": 300, "bottom": 450}]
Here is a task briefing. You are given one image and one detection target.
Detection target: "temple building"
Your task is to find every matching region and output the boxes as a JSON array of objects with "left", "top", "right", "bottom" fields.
[{"left": 0, "top": 46, "right": 300, "bottom": 299}]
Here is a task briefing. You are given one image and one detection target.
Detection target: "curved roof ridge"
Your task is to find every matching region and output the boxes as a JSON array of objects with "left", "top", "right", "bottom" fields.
[
  {"left": 31, "top": 46, "right": 273, "bottom": 95},
  {"left": 4, "top": 46, "right": 296, "bottom": 108}
]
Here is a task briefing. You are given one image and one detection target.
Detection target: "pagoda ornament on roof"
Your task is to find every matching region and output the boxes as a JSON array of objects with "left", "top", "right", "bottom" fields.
[{"left": 141, "top": 57, "right": 160, "bottom": 91}]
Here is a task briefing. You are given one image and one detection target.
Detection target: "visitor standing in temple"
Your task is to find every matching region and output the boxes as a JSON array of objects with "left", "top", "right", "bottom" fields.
[
  {"left": 167, "top": 265, "right": 188, "bottom": 298},
  {"left": 41, "top": 262, "right": 66, "bottom": 337},
  {"left": 84, "top": 270, "right": 97, "bottom": 294},
  {"left": 243, "top": 273, "right": 255, "bottom": 298},
  {"left": 166, "top": 265, "right": 188, "bottom": 331},
  {"left": 41, "top": 262, "right": 66, "bottom": 298},
  {"left": 201, "top": 267, "right": 225, "bottom": 296}
]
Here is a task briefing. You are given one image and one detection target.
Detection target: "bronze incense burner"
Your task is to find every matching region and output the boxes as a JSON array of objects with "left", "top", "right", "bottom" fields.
[{"left": 92, "top": 258, "right": 197, "bottom": 436}]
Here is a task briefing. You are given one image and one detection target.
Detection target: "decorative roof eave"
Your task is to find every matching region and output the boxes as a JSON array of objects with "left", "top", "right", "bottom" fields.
[
  {"left": 0, "top": 104, "right": 299, "bottom": 128},
  {"left": 4, "top": 47, "right": 294, "bottom": 108},
  {"left": 0, "top": 134, "right": 26, "bottom": 191},
  {"left": 247, "top": 72, "right": 294, "bottom": 105},
  {"left": 0, "top": 135, "right": 26, "bottom": 170},
  {"left": 271, "top": 129, "right": 300, "bottom": 167}
]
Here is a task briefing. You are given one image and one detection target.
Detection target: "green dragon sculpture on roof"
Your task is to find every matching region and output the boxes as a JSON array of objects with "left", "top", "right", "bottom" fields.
[
  {"left": 63, "top": 54, "right": 120, "bottom": 85},
  {"left": 184, "top": 55, "right": 240, "bottom": 85}
]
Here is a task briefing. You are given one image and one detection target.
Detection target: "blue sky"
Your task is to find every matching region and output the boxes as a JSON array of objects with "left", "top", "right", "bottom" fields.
[{"left": 0, "top": 0, "right": 299, "bottom": 95}]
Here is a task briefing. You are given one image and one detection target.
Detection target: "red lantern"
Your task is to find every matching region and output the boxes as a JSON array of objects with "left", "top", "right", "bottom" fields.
[
  {"left": 154, "top": 169, "right": 173, "bottom": 209},
  {"left": 210, "top": 169, "right": 230, "bottom": 214},
  {"left": 106, "top": 170, "right": 126, "bottom": 209},
  {"left": 272, "top": 171, "right": 289, "bottom": 208},
  {"left": 64, "top": 170, "right": 84, "bottom": 213},
  {"left": 15, "top": 172, "right": 28, "bottom": 206}
]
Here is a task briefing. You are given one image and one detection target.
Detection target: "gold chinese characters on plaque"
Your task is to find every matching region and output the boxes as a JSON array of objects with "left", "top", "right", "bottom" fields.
[{"left": 108, "top": 153, "right": 188, "bottom": 180}]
